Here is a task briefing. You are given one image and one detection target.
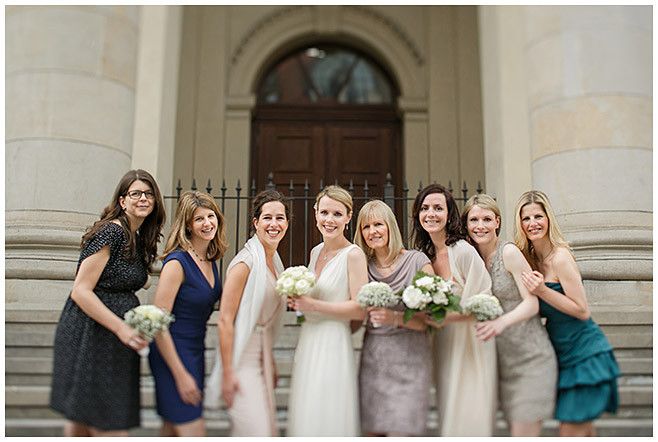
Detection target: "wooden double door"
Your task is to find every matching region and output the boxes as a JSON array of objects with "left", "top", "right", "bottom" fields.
[{"left": 252, "top": 105, "right": 401, "bottom": 266}]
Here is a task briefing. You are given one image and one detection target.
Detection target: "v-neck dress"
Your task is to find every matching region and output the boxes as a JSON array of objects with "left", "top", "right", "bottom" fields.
[
  {"left": 148, "top": 248, "right": 222, "bottom": 423},
  {"left": 287, "top": 243, "right": 361, "bottom": 436}
]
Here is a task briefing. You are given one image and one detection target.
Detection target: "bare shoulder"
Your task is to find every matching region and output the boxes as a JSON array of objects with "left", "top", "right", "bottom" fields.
[
  {"left": 552, "top": 247, "right": 579, "bottom": 273},
  {"left": 502, "top": 243, "right": 531, "bottom": 273},
  {"left": 347, "top": 245, "right": 367, "bottom": 262}
]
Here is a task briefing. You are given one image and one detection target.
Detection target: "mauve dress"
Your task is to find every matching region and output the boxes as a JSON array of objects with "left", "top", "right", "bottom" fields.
[
  {"left": 489, "top": 240, "right": 558, "bottom": 423},
  {"left": 358, "top": 250, "right": 431, "bottom": 436}
]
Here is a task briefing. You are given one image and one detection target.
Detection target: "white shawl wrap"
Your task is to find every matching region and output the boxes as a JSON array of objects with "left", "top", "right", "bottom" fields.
[{"left": 204, "top": 234, "right": 285, "bottom": 409}]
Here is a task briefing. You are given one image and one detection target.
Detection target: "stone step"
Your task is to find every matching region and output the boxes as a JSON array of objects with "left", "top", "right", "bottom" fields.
[
  {"left": 4, "top": 415, "right": 654, "bottom": 437},
  {"left": 6, "top": 383, "right": 652, "bottom": 411}
]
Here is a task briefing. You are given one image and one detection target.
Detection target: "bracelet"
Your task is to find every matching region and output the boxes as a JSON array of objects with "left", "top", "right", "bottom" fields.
[{"left": 393, "top": 311, "right": 399, "bottom": 328}]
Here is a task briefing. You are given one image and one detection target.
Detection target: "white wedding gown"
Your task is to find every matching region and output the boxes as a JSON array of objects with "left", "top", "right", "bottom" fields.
[{"left": 286, "top": 243, "right": 360, "bottom": 436}]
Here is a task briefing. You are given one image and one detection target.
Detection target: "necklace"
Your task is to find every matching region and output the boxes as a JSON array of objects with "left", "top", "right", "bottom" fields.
[
  {"left": 191, "top": 248, "right": 206, "bottom": 262},
  {"left": 374, "top": 253, "right": 401, "bottom": 269}
]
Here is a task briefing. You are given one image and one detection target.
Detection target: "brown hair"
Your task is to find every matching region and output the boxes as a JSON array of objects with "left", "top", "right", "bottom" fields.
[
  {"left": 161, "top": 191, "right": 228, "bottom": 261},
  {"left": 81, "top": 169, "right": 165, "bottom": 270},
  {"left": 411, "top": 183, "right": 465, "bottom": 260}
]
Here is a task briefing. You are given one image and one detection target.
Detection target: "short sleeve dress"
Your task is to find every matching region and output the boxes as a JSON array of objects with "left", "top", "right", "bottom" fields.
[
  {"left": 489, "top": 240, "right": 558, "bottom": 423},
  {"left": 358, "top": 250, "right": 432, "bottom": 436},
  {"left": 148, "top": 249, "right": 222, "bottom": 424},
  {"left": 540, "top": 282, "right": 620, "bottom": 422},
  {"left": 50, "top": 222, "right": 147, "bottom": 431}
]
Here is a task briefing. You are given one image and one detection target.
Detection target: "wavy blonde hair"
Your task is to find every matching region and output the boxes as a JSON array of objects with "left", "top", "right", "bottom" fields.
[
  {"left": 161, "top": 191, "right": 228, "bottom": 262},
  {"left": 513, "top": 190, "right": 573, "bottom": 267},
  {"left": 354, "top": 200, "right": 403, "bottom": 262},
  {"left": 315, "top": 185, "right": 353, "bottom": 213}
]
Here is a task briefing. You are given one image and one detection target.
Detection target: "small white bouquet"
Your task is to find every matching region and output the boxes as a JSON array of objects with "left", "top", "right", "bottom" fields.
[
  {"left": 123, "top": 304, "right": 175, "bottom": 356},
  {"left": 276, "top": 265, "right": 315, "bottom": 324},
  {"left": 400, "top": 271, "right": 462, "bottom": 325},
  {"left": 463, "top": 294, "right": 504, "bottom": 322},
  {"left": 356, "top": 281, "right": 397, "bottom": 328}
]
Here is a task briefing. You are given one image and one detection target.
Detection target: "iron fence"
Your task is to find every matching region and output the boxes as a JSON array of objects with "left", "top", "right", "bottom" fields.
[{"left": 164, "top": 173, "right": 483, "bottom": 282}]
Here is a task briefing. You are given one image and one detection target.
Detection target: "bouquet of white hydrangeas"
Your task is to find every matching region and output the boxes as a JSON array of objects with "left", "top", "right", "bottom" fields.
[
  {"left": 356, "top": 281, "right": 397, "bottom": 328},
  {"left": 463, "top": 294, "right": 504, "bottom": 322},
  {"left": 400, "top": 271, "right": 462, "bottom": 324},
  {"left": 123, "top": 305, "right": 175, "bottom": 356},
  {"left": 276, "top": 265, "right": 315, "bottom": 324}
]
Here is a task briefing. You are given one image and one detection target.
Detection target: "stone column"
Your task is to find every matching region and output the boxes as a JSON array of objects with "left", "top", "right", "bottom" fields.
[
  {"left": 524, "top": 6, "right": 652, "bottom": 302},
  {"left": 5, "top": 6, "right": 140, "bottom": 309}
]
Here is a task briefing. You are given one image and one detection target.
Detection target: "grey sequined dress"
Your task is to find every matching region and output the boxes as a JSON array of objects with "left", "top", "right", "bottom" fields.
[
  {"left": 50, "top": 222, "right": 146, "bottom": 430},
  {"left": 358, "top": 250, "right": 431, "bottom": 436},
  {"left": 490, "top": 240, "right": 558, "bottom": 422}
]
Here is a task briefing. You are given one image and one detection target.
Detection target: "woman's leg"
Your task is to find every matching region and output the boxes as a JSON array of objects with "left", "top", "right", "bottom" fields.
[
  {"left": 64, "top": 421, "right": 92, "bottom": 437},
  {"left": 510, "top": 421, "right": 542, "bottom": 437},
  {"left": 160, "top": 420, "right": 177, "bottom": 437},
  {"left": 559, "top": 421, "right": 595, "bottom": 437},
  {"left": 88, "top": 427, "right": 129, "bottom": 437},
  {"left": 174, "top": 418, "right": 206, "bottom": 437}
]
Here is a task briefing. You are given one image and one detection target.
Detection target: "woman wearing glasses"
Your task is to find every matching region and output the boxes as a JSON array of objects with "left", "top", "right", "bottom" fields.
[{"left": 50, "top": 170, "right": 166, "bottom": 436}]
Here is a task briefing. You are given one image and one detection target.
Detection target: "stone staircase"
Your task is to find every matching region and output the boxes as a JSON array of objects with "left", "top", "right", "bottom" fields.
[{"left": 5, "top": 306, "right": 653, "bottom": 437}]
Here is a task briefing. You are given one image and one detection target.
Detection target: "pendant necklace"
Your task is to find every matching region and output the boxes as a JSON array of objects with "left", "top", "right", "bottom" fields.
[{"left": 191, "top": 248, "right": 206, "bottom": 262}]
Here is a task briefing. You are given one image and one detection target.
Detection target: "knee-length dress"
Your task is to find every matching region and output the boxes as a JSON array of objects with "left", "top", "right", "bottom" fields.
[
  {"left": 287, "top": 244, "right": 360, "bottom": 437},
  {"left": 489, "top": 240, "right": 557, "bottom": 422},
  {"left": 433, "top": 239, "right": 497, "bottom": 436},
  {"left": 50, "top": 222, "right": 146, "bottom": 430},
  {"left": 540, "top": 282, "right": 620, "bottom": 423},
  {"left": 148, "top": 249, "right": 221, "bottom": 424},
  {"left": 227, "top": 247, "right": 285, "bottom": 437},
  {"left": 359, "top": 250, "right": 431, "bottom": 436}
]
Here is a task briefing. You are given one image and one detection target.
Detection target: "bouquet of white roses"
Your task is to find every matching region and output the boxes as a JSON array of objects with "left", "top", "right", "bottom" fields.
[
  {"left": 400, "top": 271, "right": 462, "bottom": 324},
  {"left": 463, "top": 294, "right": 504, "bottom": 322},
  {"left": 123, "top": 305, "right": 175, "bottom": 356},
  {"left": 276, "top": 265, "right": 315, "bottom": 324},
  {"left": 356, "top": 281, "right": 397, "bottom": 328}
]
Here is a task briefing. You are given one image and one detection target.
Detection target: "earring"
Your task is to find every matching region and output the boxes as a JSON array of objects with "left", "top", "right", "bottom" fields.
[{"left": 122, "top": 206, "right": 126, "bottom": 211}]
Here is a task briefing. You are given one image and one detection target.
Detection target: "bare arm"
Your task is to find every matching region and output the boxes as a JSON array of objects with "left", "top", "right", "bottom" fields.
[
  {"left": 151, "top": 259, "right": 201, "bottom": 406},
  {"left": 522, "top": 248, "right": 590, "bottom": 321},
  {"left": 216, "top": 262, "right": 250, "bottom": 407},
  {"left": 293, "top": 247, "right": 368, "bottom": 321},
  {"left": 475, "top": 244, "right": 539, "bottom": 341},
  {"left": 70, "top": 246, "right": 148, "bottom": 352}
]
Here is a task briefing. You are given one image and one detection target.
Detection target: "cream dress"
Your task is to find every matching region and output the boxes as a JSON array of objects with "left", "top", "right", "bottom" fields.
[
  {"left": 226, "top": 248, "right": 285, "bottom": 436},
  {"left": 433, "top": 239, "right": 497, "bottom": 436},
  {"left": 286, "top": 244, "right": 360, "bottom": 436}
]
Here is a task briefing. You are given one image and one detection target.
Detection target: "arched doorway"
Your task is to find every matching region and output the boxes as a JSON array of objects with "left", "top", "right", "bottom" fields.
[{"left": 252, "top": 44, "right": 401, "bottom": 266}]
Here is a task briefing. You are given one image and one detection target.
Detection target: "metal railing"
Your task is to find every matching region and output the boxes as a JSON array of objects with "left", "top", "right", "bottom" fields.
[{"left": 164, "top": 173, "right": 483, "bottom": 281}]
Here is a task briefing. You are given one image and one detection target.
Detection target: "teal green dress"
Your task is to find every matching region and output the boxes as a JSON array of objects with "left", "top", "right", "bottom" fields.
[{"left": 539, "top": 282, "right": 619, "bottom": 422}]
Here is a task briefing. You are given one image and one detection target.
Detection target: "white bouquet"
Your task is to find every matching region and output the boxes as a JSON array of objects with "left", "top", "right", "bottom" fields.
[
  {"left": 276, "top": 265, "right": 315, "bottom": 324},
  {"left": 356, "top": 281, "right": 397, "bottom": 328},
  {"left": 463, "top": 294, "right": 504, "bottom": 322},
  {"left": 123, "top": 305, "right": 175, "bottom": 356},
  {"left": 400, "top": 271, "right": 462, "bottom": 324}
]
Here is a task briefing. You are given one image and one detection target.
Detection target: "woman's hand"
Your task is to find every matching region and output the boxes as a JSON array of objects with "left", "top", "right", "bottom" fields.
[
  {"left": 367, "top": 307, "right": 395, "bottom": 327},
  {"left": 474, "top": 318, "right": 505, "bottom": 341},
  {"left": 424, "top": 312, "right": 442, "bottom": 329},
  {"left": 116, "top": 323, "right": 149, "bottom": 352},
  {"left": 521, "top": 270, "right": 546, "bottom": 297},
  {"left": 175, "top": 370, "right": 202, "bottom": 406},
  {"left": 290, "top": 294, "right": 315, "bottom": 312},
  {"left": 222, "top": 371, "right": 241, "bottom": 408}
]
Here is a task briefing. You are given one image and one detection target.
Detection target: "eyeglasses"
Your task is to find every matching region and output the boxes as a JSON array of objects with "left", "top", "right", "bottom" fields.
[{"left": 126, "top": 190, "right": 155, "bottom": 200}]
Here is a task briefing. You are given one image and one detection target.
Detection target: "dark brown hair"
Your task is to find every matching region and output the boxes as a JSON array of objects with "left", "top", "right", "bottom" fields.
[
  {"left": 250, "top": 189, "right": 290, "bottom": 235},
  {"left": 411, "top": 183, "right": 465, "bottom": 260},
  {"left": 81, "top": 169, "right": 166, "bottom": 270}
]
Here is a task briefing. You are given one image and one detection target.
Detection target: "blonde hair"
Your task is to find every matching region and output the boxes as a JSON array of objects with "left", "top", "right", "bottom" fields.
[
  {"left": 161, "top": 191, "right": 228, "bottom": 262},
  {"left": 354, "top": 200, "right": 404, "bottom": 262},
  {"left": 513, "top": 190, "right": 573, "bottom": 267},
  {"left": 315, "top": 185, "right": 353, "bottom": 213},
  {"left": 462, "top": 194, "right": 501, "bottom": 236}
]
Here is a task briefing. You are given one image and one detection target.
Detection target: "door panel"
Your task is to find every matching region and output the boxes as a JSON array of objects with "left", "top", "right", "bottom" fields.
[{"left": 253, "top": 107, "right": 400, "bottom": 266}]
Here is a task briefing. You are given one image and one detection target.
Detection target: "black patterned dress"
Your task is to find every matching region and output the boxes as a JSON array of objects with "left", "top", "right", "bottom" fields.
[{"left": 50, "top": 222, "right": 147, "bottom": 430}]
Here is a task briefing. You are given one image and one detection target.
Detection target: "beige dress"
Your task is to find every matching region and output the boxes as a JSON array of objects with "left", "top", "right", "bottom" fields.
[
  {"left": 228, "top": 249, "right": 285, "bottom": 437},
  {"left": 433, "top": 239, "right": 497, "bottom": 436}
]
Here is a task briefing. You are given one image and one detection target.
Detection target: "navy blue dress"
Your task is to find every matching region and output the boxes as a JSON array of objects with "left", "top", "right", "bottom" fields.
[
  {"left": 148, "top": 249, "right": 222, "bottom": 423},
  {"left": 539, "top": 282, "right": 619, "bottom": 423}
]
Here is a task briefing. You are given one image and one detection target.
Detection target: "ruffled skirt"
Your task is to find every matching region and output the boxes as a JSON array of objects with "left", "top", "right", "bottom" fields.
[{"left": 556, "top": 350, "right": 620, "bottom": 422}]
